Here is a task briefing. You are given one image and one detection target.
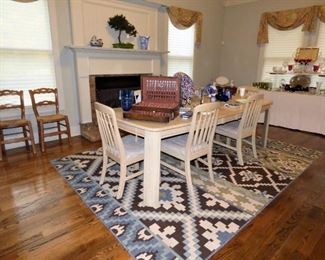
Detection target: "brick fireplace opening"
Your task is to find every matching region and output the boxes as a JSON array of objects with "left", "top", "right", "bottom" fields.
[{"left": 81, "top": 73, "right": 150, "bottom": 141}]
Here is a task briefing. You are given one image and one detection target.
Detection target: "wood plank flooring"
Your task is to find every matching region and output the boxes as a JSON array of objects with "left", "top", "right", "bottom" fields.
[{"left": 0, "top": 125, "right": 324, "bottom": 259}]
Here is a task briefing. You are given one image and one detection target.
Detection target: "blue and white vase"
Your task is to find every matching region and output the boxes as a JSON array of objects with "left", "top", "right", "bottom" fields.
[{"left": 139, "top": 36, "right": 150, "bottom": 50}]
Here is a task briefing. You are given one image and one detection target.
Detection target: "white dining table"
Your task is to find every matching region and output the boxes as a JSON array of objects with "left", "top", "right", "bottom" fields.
[{"left": 114, "top": 99, "right": 272, "bottom": 208}]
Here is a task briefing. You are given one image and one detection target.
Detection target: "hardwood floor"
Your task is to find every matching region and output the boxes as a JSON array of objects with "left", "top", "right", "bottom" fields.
[{"left": 0, "top": 126, "right": 324, "bottom": 259}]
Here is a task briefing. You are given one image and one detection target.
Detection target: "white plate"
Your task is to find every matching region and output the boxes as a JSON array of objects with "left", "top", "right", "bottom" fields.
[
  {"left": 234, "top": 98, "right": 248, "bottom": 103},
  {"left": 224, "top": 103, "right": 240, "bottom": 109},
  {"left": 215, "top": 76, "right": 229, "bottom": 86}
]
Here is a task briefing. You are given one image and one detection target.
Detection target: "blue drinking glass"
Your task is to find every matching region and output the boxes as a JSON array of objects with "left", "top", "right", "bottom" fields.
[{"left": 121, "top": 89, "right": 134, "bottom": 111}]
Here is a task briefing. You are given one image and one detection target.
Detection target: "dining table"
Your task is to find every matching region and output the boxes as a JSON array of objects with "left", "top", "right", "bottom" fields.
[{"left": 114, "top": 98, "right": 272, "bottom": 208}]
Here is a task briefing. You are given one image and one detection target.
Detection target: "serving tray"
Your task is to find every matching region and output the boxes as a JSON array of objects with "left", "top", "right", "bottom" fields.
[{"left": 123, "top": 109, "right": 177, "bottom": 123}]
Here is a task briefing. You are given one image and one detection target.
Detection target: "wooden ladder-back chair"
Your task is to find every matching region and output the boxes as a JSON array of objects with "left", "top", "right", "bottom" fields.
[
  {"left": 214, "top": 93, "right": 264, "bottom": 165},
  {"left": 95, "top": 102, "right": 144, "bottom": 199},
  {"left": 161, "top": 102, "right": 220, "bottom": 195},
  {"left": 0, "top": 90, "right": 36, "bottom": 160},
  {"left": 29, "top": 88, "right": 71, "bottom": 152}
]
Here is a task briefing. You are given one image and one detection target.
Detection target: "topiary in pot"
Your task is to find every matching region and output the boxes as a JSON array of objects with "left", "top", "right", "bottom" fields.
[{"left": 108, "top": 14, "right": 137, "bottom": 49}]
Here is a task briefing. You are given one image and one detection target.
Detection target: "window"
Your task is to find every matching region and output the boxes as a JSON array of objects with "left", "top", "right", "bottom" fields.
[
  {"left": 258, "top": 22, "right": 325, "bottom": 82},
  {"left": 0, "top": 0, "right": 56, "bottom": 105},
  {"left": 167, "top": 20, "right": 195, "bottom": 78},
  {"left": 316, "top": 21, "right": 325, "bottom": 57},
  {"left": 258, "top": 25, "right": 305, "bottom": 81}
]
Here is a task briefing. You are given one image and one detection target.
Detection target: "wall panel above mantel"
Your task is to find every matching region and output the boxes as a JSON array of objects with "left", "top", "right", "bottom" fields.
[{"left": 69, "top": 0, "right": 158, "bottom": 50}]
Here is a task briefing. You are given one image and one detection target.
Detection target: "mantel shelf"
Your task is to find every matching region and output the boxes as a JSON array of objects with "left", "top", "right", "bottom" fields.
[{"left": 65, "top": 45, "right": 168, "bottom": 56}]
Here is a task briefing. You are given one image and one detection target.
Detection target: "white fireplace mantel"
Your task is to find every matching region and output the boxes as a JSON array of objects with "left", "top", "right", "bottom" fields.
[
  {"left": 67, "top": 45, "right": 166, "bottom": 124},
  {"left": 68, "top": 0, "right": 166, "bottom": 125},
  {"left": 66, "top": 45, "right": 168, "bottom": 56}
]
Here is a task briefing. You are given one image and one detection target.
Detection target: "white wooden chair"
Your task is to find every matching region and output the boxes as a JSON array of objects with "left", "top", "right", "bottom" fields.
[
  {"left": 95, "top": 102, "right": 144, "bottom": 199},
  {"left": 160, "top": 103, "right": 219, "bottom": 195},
  {"left": 214, "top": 93, "right": 264, "bottom": 165}
]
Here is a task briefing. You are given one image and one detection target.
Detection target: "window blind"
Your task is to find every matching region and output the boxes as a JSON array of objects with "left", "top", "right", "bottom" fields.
[
  {"left": 316, "top": 22, "right": 325, "bottom": 58},
  {"left": 260, "top": 25, "right": 305, "bottom": 81},
  {"left": 0, "top": 0, "right": 56, "bottom": 105},
  {"left": 167, "top": 20, "right": 194, "bottom": 78}
]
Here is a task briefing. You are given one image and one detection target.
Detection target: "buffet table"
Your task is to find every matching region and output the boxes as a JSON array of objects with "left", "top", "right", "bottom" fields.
[
  {"left": 259, "top": 90, "right": 325, "bottom": 135},
  {"left": 268, "top": 72, "right": 325, "bottom": 90}
]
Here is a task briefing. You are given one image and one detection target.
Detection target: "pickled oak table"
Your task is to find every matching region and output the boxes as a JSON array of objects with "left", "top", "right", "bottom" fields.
[{"left": 114, "top": 99, "right": 272, "bottom": 208}]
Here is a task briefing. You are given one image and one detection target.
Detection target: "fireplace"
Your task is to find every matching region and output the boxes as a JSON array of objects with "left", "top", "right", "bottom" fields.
[
  {"left": 67, "top": 0, "right": 165, "bottom": 140},
  {"left": 82, "top": 73, "right": 150, "bottom": 141},
  {"left": 94, "top": 74, "right": 143, "bottom": 108}
]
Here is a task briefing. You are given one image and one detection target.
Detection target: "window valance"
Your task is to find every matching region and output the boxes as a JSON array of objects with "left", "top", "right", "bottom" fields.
[
  {"left": 167, "top": 6, "right": 202, "bottom": 47},
  {"left": 319, "top": 5, "right": 325, "bottom": 23},
  {"left": 257, "top": 5, "right": 325, "bottom": 44}
]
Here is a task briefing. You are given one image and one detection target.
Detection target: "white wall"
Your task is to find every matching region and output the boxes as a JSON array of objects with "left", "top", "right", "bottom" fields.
[
  {"left": 54, "top": 0, "right": 80, "bottom": 136},
  {"left": 219, "top": 0, "right": 325, "bottom": 86}
]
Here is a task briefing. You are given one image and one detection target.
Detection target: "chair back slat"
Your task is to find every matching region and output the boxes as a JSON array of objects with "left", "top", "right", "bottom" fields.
[
  {"left": 187, "top": 103, "right": 219, "bottom": 153},
  {"left": 103, "top": 113, "right": 117, "bottom": 153},
  {"left": 95, "top": 102, "right": 125, "bottom": 160},
  {"left": 29, "top": 88, "right": 59, "bottom": 117},
  {"left": 192, "top": 114, "right": 201, "bottom": 146},
  {"left": 0, "top": 89, "right": 25, "bottom": 119},
  {"left": 240, "top": 93, "right": 263, "bottom": 133},
  {"left": 37, "top": 100, "right": 56, "bottom": 106},
  {"left": 203, "top": 112, "right": 214, "bottom": 142}
]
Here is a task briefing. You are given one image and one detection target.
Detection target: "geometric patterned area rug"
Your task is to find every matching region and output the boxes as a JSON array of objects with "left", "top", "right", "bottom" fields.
[{"left": 52, "top": 139, "right": 321, "bottom": 260}]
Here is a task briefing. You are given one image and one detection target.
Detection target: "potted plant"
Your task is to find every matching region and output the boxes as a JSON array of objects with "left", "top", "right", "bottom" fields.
[{"left": 108, "top": 14, "right": 137, "bottom": 49}]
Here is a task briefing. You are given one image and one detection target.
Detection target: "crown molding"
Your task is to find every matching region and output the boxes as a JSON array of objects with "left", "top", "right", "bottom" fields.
[{"left": 223, "top": 0, "right": 259, "bottom": 7}]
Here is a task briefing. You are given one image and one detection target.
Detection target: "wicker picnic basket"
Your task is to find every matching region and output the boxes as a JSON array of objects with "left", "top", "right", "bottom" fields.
[{"left": 123, "top": 76, "right": 181, "bottom": 122}]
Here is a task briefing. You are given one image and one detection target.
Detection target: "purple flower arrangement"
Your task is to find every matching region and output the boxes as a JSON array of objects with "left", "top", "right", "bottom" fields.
[{"left": 174, "top": 72, "right": 195, "bottom": 102}]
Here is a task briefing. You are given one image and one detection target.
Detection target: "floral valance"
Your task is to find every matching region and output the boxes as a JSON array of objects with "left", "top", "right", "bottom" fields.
[
  {"left": 257, "top": 5, "right": 325, "bottom": 44},
  {"left": 167, "top": 6, "right": 203, "bottom": 47}
]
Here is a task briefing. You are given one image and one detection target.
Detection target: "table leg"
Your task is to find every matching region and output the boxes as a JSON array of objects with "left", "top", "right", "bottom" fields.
[
  {"left": 143, "top": 131, "right": 161, "bottom": 208},
  {"left": 262, "top": 108, "right": 270, "bottom": 148}
]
